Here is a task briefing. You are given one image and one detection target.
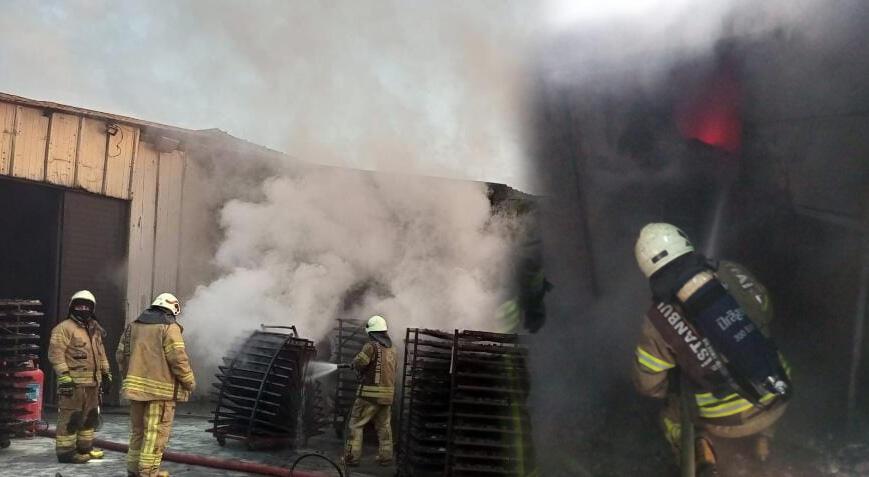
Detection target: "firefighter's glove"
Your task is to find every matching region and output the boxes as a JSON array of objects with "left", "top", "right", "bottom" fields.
[
  {"left": 100, "top": 372, "right": 113, "bottom": 395},
  {"left": 57, "top": 373, "right": 75, "bottom": 397}
]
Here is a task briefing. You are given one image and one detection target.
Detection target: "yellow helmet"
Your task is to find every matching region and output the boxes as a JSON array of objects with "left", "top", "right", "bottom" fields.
[
  {"left": 152, "top": 293, "right": 181, "bottom": 316},
  {"left": 365, "top": 315, "right": 388, "bottom": 333}
]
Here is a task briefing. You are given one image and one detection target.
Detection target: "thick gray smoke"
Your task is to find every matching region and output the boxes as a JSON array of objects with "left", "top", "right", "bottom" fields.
[
  {"left": 0, "top": 1, "right": 541, "bottom": 390},
  {"left": 530, "top": 1, "right": 857, "bottom": 475},
  {"left": 181, "top": 163, "right": 519, "bottom": 389},
  {"left": 0, "top": 0, "right": 538, "bottom": 190}
]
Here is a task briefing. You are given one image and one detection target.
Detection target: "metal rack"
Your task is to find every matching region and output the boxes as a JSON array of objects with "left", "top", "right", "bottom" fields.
[
  {"left": 0, "top": 300, "right": 43, "bottom": 450},
  {"left": 446, "top": 330, "right": 535, "bottom": 476},
  {"left": 207, "top": 325, "right": 317, "bottom": 450},
  {"left": 397, "top": 328, "right": 455, "bottom": 476},
  {"left": 397, "top": 328, "right": 536, "bottom": 476},
  {"left": 330, "top": 318, "right": 366, "bottom": 437}
]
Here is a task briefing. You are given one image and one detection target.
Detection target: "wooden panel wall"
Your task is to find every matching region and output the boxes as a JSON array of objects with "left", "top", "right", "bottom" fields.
[
  {"left": 0, "top": 103, "right": 14, "bottom": 174},
  {"left": 0, "top": 101, "right": 139, "bottom": 199},
  {"left": 0, "top": 102, "right": 191, "bottom": 323},
  {"left": 152, "top": 150, "right": 185, "bottom": 294},
  {"left": 12, "top": 106, "right": 49, "bottom": 181},
  {"left": 45, "top": 113, "right": 79, "bottom": 187},
  {"left": 75, "top": 118, "right": 107, "bottom": 194},
  {"left": 104, "top": 125, "right": 137, "bottom": 198},
  {"left": 125, "top": 141, "right": 159, "bottom": 321}
]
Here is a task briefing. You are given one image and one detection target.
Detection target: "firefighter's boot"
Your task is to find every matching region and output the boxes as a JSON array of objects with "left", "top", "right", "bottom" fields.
[
  {"left": 695, "top": 437, "right": 718, "bottom": 477},
  {"left": 58, "top": 452, "right": 92, "bottom": 464}
]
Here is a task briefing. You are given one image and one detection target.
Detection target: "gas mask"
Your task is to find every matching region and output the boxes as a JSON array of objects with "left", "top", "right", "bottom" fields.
[{"left": 70, "top": 301, "right": 94, "bottom": 323}]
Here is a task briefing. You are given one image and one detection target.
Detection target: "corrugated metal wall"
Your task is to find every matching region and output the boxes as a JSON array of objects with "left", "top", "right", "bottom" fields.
[
  {"left": 0, "top": 103, "right": 139, "bottom": 198},
  {"left": 0, "top": 100, "right": 187, "bottom": 323},
  {"left": 126, "top": 144, "right": 186, "bottom": 319}
]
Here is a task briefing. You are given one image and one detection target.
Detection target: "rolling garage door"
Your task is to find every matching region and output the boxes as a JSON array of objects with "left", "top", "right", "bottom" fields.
[{"left": 54, "top": 191, "right": 127, "bottom": 404}]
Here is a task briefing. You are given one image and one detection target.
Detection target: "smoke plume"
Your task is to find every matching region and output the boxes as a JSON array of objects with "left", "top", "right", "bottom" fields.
[
  {"left": 182, "top": 164, "right": 518, "bottom": 389},
  {"left": 529, "top": 0, "right": 863, "bottom": 475},
  {"left": 0, "top": 0, "right": 539, "bottom": 190}
]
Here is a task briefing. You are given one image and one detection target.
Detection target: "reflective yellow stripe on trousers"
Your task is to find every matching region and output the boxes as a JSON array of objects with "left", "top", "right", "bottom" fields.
[
  {"left": 139, "top": 402, "right": 162, "bottom": 470},
  {"left": 360, "top": 386, "right": 394, "bottom": 399}
]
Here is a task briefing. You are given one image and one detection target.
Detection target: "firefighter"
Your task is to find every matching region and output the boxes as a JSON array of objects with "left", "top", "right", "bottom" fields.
[
  {"left": 47, "top": 290, "right": 111, "bottom": 464},
  {"left": 632, "top": 223, "right": 790, "bottom": 476},
  {"left": 342, "top": 315, "right": 397, "bottom": 467},
  {"left": 116, "top": 293, "right": 195, "bottom": 477},
  {"left": 496, "top": 204, "right": 552, "bottom": 334}
]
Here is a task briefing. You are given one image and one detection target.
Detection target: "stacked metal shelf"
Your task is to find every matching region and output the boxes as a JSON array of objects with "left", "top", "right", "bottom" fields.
[
  {"left": 0, "top": 300, "right": 43, "bottom": 450},
  {"left": 207, "top": 325, "right": 317, "bottom": 450},
  {"left": 397, "top": 328, "right": 455, "bottom": 476},
  {"left": 330, "top": 318, "right": 366, "bottom": 437},
  {"left": 446, "top": 330, "right": 535, "bottom": 476}
]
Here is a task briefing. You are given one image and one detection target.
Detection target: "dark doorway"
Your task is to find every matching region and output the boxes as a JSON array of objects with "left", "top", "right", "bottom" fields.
[
  {"left": 0, "top": 178, "right": 128, "bottom": 405},
  {"left": 57, "top": 191, "right": 128, "bottom": 404},
  {"left": 0, "top": 177, "right": 63, "bottom": 379}
]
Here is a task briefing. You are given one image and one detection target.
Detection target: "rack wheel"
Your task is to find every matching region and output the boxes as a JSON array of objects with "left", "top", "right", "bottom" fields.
[
  {"left": 216, "top": 435, "right": 226, "bottom": 447},
  {"left": 0, "top": 439, "right": 10, "bottom": 449}
]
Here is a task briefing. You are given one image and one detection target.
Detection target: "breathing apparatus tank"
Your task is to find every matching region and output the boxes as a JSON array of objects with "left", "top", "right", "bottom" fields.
[{"left": 636, "top": 223, "right": 791, "bottom": 405}]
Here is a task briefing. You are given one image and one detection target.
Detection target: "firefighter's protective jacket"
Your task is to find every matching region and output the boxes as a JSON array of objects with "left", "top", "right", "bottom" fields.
[
  {"left": 116, "top": 308, "right": 195, "bottom": 402},
  {"left": 633, "top": 261, "right": 789, "bottom": 425},
  {"left": 48, "top": 318, "right": 110, "bottom": 386},
  {"left": 352, "top": 338, "right": 397, "bottom": 405}
]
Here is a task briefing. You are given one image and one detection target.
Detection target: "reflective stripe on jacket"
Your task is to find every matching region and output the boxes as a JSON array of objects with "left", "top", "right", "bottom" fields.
[
  {"left": 48, "top": 318, "right": 109, "bottom": 386},
  {"left": 632, "top": 261, "right": 789, "bottom": 424},
  {"left": 116, "top": 310, "right": 195, "bottom": 402},
  {"left": 352, "top": 341, "right": 397, "bottom": 405}
]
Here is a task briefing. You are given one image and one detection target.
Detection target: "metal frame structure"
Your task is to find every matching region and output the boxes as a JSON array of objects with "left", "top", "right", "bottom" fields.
[
  {"left": 445, "top": 330, "right": 534, "bottom": 476},
  {"left": 207, "top": 325, "right": 317, "bottom": 450},
  {"left": 397, "top": 328, "right": 535, "bottom": 476},
  {"left": 0, "top": 300, "right": 43, "bottom": 449},
  {"left": 397, "top": 328, "right": 455, "bottom": 476},
  {"left": 330, "top": 318, "right": 365, "bottom": 437}
]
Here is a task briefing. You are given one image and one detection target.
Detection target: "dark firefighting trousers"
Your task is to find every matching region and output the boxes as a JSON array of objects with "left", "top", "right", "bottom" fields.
[
  {"left": 127, "top": 400, "right": 176, "bottom": 477},
  {"left": 660, "top": 394, "right": 788, "bottom": 457},
  {"left": 344, "top": 398, "right": 393, "bottom": 463},
  {"left": 55, "top": 385, "right": 100, "bottom": 461}
]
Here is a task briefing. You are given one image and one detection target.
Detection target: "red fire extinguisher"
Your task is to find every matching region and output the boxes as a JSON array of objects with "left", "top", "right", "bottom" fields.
[{"left": 14, "top": 361, "right": 44, "bottom": 430}]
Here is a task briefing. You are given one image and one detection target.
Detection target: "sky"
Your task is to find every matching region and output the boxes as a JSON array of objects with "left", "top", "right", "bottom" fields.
[
  {"left": 0, "top": 1, "right": 823, "bottom": 191},
  {"left": 0, "top": 0, "right": 546, "bottom": 190}
]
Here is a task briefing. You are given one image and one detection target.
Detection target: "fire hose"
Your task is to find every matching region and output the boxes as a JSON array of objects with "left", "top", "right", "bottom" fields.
[{"left": 38, "top": 428, "right": 341, "bottom": 477}]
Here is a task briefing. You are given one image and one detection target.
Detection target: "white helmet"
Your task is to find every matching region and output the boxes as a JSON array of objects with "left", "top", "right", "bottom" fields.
[
  {"left": 152, "top": 292, "right": 181, "bottom": 316},
  {"left": 635, "top": 223, "right": 695, "bottom": 278},
  {"left": 365, "top": 315, "right": 388, "bottom": 333},
  {"left": 69, "top": 290, "right": 96, "bottom": 307}
]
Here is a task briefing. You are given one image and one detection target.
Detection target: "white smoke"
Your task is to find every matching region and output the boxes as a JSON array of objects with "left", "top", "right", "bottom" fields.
[
  {"left": 539, "top": 0, "right": 827, "bottom": 91},
  {"left": 0, "top": 0, "right": 539, "bottom": 190},
  {"left": 182, "top": 166, "right": 518, "bottom": 389}
]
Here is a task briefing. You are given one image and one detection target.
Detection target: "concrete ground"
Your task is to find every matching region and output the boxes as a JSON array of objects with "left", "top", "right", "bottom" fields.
[{"left": 0, "top": 403, "right": 390, "bottom": 477}]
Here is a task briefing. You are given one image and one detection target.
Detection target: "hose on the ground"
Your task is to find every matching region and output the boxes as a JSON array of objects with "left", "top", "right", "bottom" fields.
[
  {"left": 291, "top": 453, "right": 344, "bottom": 477},
  {"left": 38, "top": 427, "right": 328, "bottom": 477}
]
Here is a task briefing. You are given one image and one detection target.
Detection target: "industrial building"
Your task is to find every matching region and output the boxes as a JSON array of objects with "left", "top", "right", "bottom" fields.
[
  {"left": 0, "top": 92, "right": 530, "bottom": 406},
  {"left": 0, "top": 93, "right": 305, "bottom": 400}
]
